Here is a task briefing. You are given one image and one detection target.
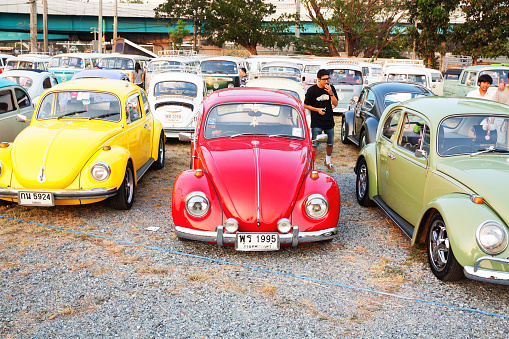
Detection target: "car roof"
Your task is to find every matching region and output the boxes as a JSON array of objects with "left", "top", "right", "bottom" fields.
[
  {"left": 461, "top": 65, "right": 509, "bottom": 72},
  {"left": 71, "top": 69, "right": 128, "bottom": 80},
  {"left": 0, "top": 78, "right": 18, "bottom": 88},
  {"left": 366, "top": 81, "right": 432, "bottom": 93},
  {"left": 1, "top": 69, "right": 53, "bottom": 77},
  {"left": 48, "top": 77, "right": 139, "bottom": 94},
  {"left": 384, "top": 65, "right": 427, "bottom": 74},
  {"left": 204, "top": 87, "right": 302, "bottom": 111}
]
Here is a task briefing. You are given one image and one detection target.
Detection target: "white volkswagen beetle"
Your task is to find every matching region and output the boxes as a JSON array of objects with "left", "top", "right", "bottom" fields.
[{"left": 147, "top": 72, "right": 206, "bottom": 139}]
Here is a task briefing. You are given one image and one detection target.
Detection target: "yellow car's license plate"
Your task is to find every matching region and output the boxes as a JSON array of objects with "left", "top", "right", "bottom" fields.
[{"left": 18, "top": 191, "right": 54, "bottom": 206}]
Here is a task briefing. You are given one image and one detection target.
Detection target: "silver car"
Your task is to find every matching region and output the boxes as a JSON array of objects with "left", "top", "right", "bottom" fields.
[{"left": 0, "top": 78, "right": 34, "bottom": 142}]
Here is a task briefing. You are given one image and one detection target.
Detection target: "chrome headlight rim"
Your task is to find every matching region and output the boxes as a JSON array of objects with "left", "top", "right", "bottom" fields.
[
  {"left": 476, "top": 220, "right": 508, "bottom": 255},
  {"left": 0, "top": 160, "right": 2, "bottom": 177},
  {"left": 90, "top": 161, "right": 111, "bottom": 182},
  {"left": 304, "top": 194, "right": 329, "bottom": 219},
  {"left": 185, "top": 191, "right": 210, "bottom": 218},
  {"left": 277, "top": 218, "right": 292, "bottom": 233},
  {"left": 224, "top": 218, "right": 239, "bottom": 233}
]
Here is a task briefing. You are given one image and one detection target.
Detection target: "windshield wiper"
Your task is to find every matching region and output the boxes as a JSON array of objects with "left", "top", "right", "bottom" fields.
[
  {"left": 89, "top": 112, "right": 120, "bottom": 120},
  {"left": 470, "top": 146, "right": 509, "bottom": 157},
  {"left": 57, "top": 110, "right": 88, "bottom": 119},
  {"left": 268, "top": 134, "right": 303, "bottom": 140},
  {"left": 230, "top": 133, "right": 265, "bottom": 138}
]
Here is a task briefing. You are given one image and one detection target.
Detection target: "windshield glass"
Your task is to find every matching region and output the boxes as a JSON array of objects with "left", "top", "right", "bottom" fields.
[
  {"left": 479, "top": 70, "right": 509, "bottom": 86},
  {"left": 204, "top": 103, "right": 305, "bottom": 139},
  {"left": 4, "top": 76, "right": 33, "bottom": 89},
  {"left": 147, "top": 60, "right": 184, "bottom": 72},
  {"left": 201, "top": 60, "right": 237, "bottom": 74},
  {"left": 260, "top": 66, "right": 300, "bottom": 77},
  {"left": 49, "top": 56, "right": 84, "bottom": 69},
  {"left": 154, "top": 81, "right": 197, "bottom": 97},
  {"left": 438, "top": 115, "right": 509, "bottom": 156},
  {"left": 387, "top": 73, "right": 427, "bottom": 85},
  {"left": 329, "top": 69, "right": 363, "bottom": 85},
  {"left": 37, "top": 91, "right": 121, "bottom": 122},
  {"left": 384, "top": 91, "right": 428, "bottom": 108},
  {"left": 100, "top": 58, "right": 134, "bottom": 70}
]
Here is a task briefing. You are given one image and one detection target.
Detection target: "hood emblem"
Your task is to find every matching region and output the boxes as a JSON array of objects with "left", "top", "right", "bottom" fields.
[{"left": 37, "top": 166, "right": 46, "bottom": 183}]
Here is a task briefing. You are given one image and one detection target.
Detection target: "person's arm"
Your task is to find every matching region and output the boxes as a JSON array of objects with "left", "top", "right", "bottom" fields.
[
  {"left": 304, "top": 103, "right": 325, "bottom": 115},
  {"left": 328, "top": 85, "right": 338, "bottom": 106}
]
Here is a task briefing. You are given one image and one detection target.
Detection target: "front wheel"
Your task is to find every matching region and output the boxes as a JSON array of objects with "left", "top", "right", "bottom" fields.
[
  {"left": 341, "top": 118, "right": 351, "bottom": 144},
  {"left": 426, "top": 213, "right": 464, "bottom": 281},
  {"left": 356, "top": 158, "right": 373, "bottom": 207},
  {"left": 151, "top": 133, "right": 165, "bottom": 170},
  {"left": 110, "top": 162, "right": 135, "bottom": 210},
  {"left": 359, "top": 130, "right": 367, "bottom": 149}
]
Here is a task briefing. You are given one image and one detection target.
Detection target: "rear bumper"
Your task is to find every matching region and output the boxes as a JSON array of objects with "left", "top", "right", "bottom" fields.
[
  {"left": 464, "top": 256, "right": 509, "bottom": 285},
  {"left": 175, "top": 225, "right": 338, "bottom": 247},
  {"left": 0, "top": 187, "right": 118, "bottom": 200}
]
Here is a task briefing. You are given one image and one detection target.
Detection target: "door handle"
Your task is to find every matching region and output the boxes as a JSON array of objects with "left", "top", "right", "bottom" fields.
[
  {"left": 388, "top": 152, "right": 396, "bottom": 160},
  {"left": 144, "top": 123, "right": 148, "bottom": 129}
]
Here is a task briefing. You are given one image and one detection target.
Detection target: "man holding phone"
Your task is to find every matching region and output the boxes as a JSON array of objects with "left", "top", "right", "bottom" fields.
[{"left": 304, "top": 69, "right": 339, "bottom": 171}]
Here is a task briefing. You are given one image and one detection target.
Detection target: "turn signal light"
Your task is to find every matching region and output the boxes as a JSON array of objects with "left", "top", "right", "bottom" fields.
[
  {"left": 195, "top": 169, "right": 204, "bottom": 177},
  {"left": 0, "top": 142, "right": 9, "bottom": 148},
  {"left": 103, "top": 145, "right": 111, "bottom": 151},
  {"left": 471, "top": 195, "right": 484, "bottom": 204},
  {"left": 310, "top": 171, "right": 319, "bottom": 179}
]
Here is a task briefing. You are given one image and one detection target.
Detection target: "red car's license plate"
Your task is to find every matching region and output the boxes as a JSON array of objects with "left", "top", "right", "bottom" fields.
[{"left": 235, "top": 233, "right": 280, "bottom": 251}]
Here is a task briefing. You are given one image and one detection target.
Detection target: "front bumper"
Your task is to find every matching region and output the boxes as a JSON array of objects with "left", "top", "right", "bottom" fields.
[
  {"left": 175, "top": 225, "right": 338, "bottom": 247},
  {"left": 0, "top": 187, "right": 118, "bottom": 200},
  {"left": 464, "top": 256, "right": 509, "bottom": 285},
  {"left": 163, "top": 127, "right": 194, "bottom": 136}
]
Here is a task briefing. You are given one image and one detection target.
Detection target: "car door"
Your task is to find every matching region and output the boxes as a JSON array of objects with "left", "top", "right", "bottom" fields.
[
  {"left": 377, "top": 108, "right": 402, "bottom": 202},
  {"left": 355, "top": 88, "right": 375, "bottom": 140},
  {"left": 125, "top": 92, "right": 151, "bottom": 172},
  {"left": 0, "top": 88, "right": 19, "bottom": 142},
  {"left": 380, "top": 110, "right": 430, "bottom": 225}
]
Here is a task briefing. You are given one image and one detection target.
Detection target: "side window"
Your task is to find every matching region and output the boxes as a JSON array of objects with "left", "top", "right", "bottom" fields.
[
  {"left": 0, "top": 89, "right": 15, "bottom": 113},
  {"left": 50, "top": 77, "right": 58, "bottom": 86},
  {"left": 382, "top": 109, "right": 402, "bottom": 140},
  {"left": 15, "top": 88, "right": 31, "bottom": 108},
  {"left": 460, "top": 72, "right": 468, "bottom": 84},
  {"left": 397, "top": 112, "right": 430, "bottom": 154},
  {"left": 466, "top": 72, "right": 478, "bottom": 87},
  {"left": 125, "top": 94, "right": 141, "bottom": 123},
  {"left": 43, "top": 77, "right": 52, "bottom": 89},
  {"left": 365, "top": 89, "right": 375, "bottom": 107},
  {"left": 140, "top": 91, "right": 151, "bottom": 116}
]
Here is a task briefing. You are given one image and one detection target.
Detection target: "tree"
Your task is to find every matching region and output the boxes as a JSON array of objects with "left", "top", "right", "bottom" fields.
[
  {"left": 154, "top": 0, "right": 211, "bottom": 52},
  {"left": 453, "top": 0, "right": 509, "bottom": 65},
  {"left": 169, "top": 19, "right": 190, "bottom": 50},
  {"left": 201, "top": 0, "right": 296, "bottom": 55},
  {"left": 302, "top": 0, "right": 340, "bottom": 56},
  {"left": 407, "top": 0, "right": 460, "bottom": 68}
]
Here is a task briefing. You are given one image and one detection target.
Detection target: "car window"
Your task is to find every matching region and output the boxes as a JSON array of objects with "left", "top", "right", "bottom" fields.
[
  {"left": 125, "top": 94, "right": 141, "bottom": 123},
  {"left": 154, "top": 81, "right": 198, "bottom": 97},
  {"left": 479, "top": 70, "right": 509, "bottom": 87},
  {"left": 0, "top": 89, "right": 15, "bottom": 113},
  {"left": 397, "top": 112, "right": 430, "bottom": 154},
  {"left": 329, "top": 69, "right": 363, "bottom": 85},
  {"left": 466, "top": 72, "right": 477, "bottom": 86},
  {"left": 365, "top": 89, "right": 375, "bottom": 107},
  {"left": 140, "top": 90, "right": 151, "bottom": 116},
  {"left": 384, "top": 91, "right": 427, "bottom": 109},
  {"left": 43, "top": 77, "right": 52, "bottom": 89},
  {"left": 382, "top": 109, "right": 402, "bottom": 140},
  {"left": 15, "top": 88, "right": 30, "bottom": 108},
  {"left": 50, "top": 77, "right": 58, "bottom": 87},
  {"left": 460, "top": 71, "right": 468, "bottom": 84},
  {"left": 201, "top": 60, "right": 238, "bottom": 74}
]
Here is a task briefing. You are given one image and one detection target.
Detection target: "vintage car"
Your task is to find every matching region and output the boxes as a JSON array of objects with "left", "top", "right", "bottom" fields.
[
  {"left": 172, "top": 88, "right": 340, "bottom": 251},
  {"left": 0, "top": 78, "right": 33, "bottom": 142},
  {"left": 200, "top": 56, "right": 247, "bottom": 94},
  {"left": 0, "top": 69, "right": 59, "bottom": 104},
  {"left": 259, "top": 61, "right": 302, "bottom": 82},
  {"left": 322, "top": 61, "right": 364, "bottom": 114},
  {"left": 341, "top": 82, "right": 434, "bottom": 148},
  {"left": 359, "top": 62, "right": 384, "bottom": 85},
  {"left": 48, "top": 53, "right": 105, "bottom": 83},
  {"left": 0, "top": 78, "right": 165, "bottom": 210},
  {"left": 443, "top": 65, "right": 509, "bottom": 97},
  {"left": 145, "top": 56, "right": 200, "bottom": 89},
  {"left": 355, "top": 96, "right": 509, "bottom": 284},
  {"left": 148, "top": 72, "right": 206, "bottom": 138}
]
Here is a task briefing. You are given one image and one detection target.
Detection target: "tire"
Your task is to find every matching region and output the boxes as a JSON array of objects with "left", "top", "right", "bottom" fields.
[
  {"left": 0, "top": 199, "right": 11, "bottom": 207},
  {"left": 151, "top": 133, "right": 165, "bottom": 170},
  {"left": 356, "top": 158, "right": 374, "bottom": 207},
  {"left": 110, "top": 162, "right": 135, "bottom": 210},
  {"left": 360, "top": 130, "right": 367, "bottom": 149},
  {"left": 426, "top": 213, "right": 464, "bottom": 281},
  {"left": 341, "top": 118, "right": 351, "bottom": 144}
]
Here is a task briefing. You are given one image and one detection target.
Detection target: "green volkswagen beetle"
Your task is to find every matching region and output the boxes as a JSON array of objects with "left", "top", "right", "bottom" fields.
[{"left": 355, "top": 96, "right": 509, "bottom": 284}]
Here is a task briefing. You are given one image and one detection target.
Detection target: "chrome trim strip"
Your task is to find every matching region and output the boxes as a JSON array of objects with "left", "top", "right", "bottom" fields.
[
  {"left": 464, "top": 256, "right": 509, "bottom": 285},
  {"left": 175, "top": 225, "right": 338, "bottom": 246},
  {"left": 0, "top": 187, "right": 117, "bottom": 200}
]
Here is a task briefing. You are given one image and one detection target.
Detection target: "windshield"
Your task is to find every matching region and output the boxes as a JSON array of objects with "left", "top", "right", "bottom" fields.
[
  {"left": 479, "top": 70, "right": 509, "bottom": 86},
  {"left": 100, "top": 58, "right": 134, "bottom": 71},
  {"left": 329, "top": 69, "right": 363, "bottom": 85},
  {"left": 201, "top": 60, "right": 237, "bottom": 74},
  {"left": 49, "top": 56, "right": 84, "bottom": 69},
  {"left": 204, "top": 103, "right": 305, "bottom": 139},
  {"left": 147, "top": 60, "right": 184, "bottom": 72},
  {"left": 154, "top": 81, "right": 197, "bottom": 97},
  {"left": 438, "top": 115, "right": 509, "bottom": 156},
  {"left": 260, "top": 66, "right": 300, "bottom": 77},
  {"left": 384, "top": 91, "right": 428, "bottom": 108},
  {"left": 37, "top": 91, "right": 121, "bottom": 122},
  {"left": 4, "top": 76, "right": 33, "bottom": 89},
  {"left": 387, "top": 73, "right": 427, "bottom": 85}
]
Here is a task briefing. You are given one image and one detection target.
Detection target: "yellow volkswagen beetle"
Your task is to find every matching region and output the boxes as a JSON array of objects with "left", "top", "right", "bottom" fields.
[{"left": 0, "top": 78, "right": 165, "bottom": 210}]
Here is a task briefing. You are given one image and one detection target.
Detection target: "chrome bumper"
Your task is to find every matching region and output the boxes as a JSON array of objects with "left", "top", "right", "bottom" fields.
[
  {"left": 0, "top": 187, "right": 118, "bottom": 200},
  {"left": 164, "top": 127, "right": 194, "bottom": 134},
  {"left": 464, "top": 256, "right": 509, "bottom": 285},
  {"left": 175, "top": 225, "right": 338, "bottom": 247}
]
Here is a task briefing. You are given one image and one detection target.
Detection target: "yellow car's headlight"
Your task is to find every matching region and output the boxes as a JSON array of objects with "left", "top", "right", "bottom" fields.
[{"left": 90, "top": 161, "right": 111, "bottom": 182}]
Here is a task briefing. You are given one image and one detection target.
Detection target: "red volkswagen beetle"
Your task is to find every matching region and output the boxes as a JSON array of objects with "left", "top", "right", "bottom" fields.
[{"left": 172, "top": 88, "right": 340, "bottom": 251}]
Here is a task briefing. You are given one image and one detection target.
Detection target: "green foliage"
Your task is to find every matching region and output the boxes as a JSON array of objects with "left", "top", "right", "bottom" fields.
[
  {"left": 169, "top": 19, "right": 190, "bottom": 49},
  {"left": 452, "top": 0, "right": 509, "bottom": 64}
]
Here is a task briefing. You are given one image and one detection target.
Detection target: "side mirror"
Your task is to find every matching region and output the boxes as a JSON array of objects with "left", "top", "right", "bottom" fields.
[
  {"left": 316, "top": 133, "right": 328, "bottom": 143},
  {"left": 16, "top": 114, "right": 28, "bottom": 123},
  {"left": 179, "top": 132, "right": 193, "bottom": 142},
  {"left": 415, "top": 149, "right": 427, "bottom": 158}
]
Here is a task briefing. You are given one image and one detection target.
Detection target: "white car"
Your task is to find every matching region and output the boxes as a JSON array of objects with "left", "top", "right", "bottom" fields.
[
  {"left": 0, "top": 69, "right": 58, "bottom": 104},
  {"left": 147, "top": 72, "right": 206, "bottom": 139}
]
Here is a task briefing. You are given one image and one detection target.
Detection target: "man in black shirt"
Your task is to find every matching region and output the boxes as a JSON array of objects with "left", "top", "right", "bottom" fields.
[{"left": 304, "top": 69, "right": 338, "bottom": 170}]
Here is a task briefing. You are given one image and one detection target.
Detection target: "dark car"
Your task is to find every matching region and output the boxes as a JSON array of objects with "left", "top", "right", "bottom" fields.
[{"left": 341, "top": 81, "right": 434, "bottom": 148}]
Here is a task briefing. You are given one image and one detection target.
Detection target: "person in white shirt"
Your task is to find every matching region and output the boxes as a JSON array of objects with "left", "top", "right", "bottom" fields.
[{"left": 467, "top": 74, "right": 495, "bottom": 100}]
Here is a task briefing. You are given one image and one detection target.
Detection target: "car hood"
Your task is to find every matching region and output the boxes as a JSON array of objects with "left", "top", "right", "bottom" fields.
[
  {"left": 12, "top": 120, "right": 122, "bottom": 188},
  {"left": 199, "top": 138, "right": 311, "bottom": 231},
  {"left": 436, "top": 156, "right": 509, "bottom": 220}
]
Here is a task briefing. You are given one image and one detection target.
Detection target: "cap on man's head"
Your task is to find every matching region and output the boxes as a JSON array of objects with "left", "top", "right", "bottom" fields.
[{"left": 478, "top": 74, "right": 493, "bottom": 85}]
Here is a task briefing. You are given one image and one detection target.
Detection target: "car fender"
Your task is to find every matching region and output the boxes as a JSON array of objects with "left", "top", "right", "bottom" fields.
[
  {"left": 79, "top": 145, "right": 132, "bottom": 189},
  {"left": 0, "top": 145, "right": 13, "bottom": 187},
  {"left": 363, "top": 116, "right": 379, "bottom": 145},
  {"left": 291, "top": 171, "right": 340, "bottom": 233},
  {"left": 342, "top": 109, "right": 355, "bottom": 138},
  {"left": 171, "top": 169, "right": 223, "bottom": 232},
  {"left": 355, "top": 142, "right": 378, "bottom": 200},
  {"left": 150, "top": 119, "right": 165, "bottom": 158},
  {"left": 415, "top": 193, "right": 509, "bottom": 270}
]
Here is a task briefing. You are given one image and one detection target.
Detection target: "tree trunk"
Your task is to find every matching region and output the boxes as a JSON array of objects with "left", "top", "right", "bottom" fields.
[
  {"left": 245, "top": 44, "right": 258, "bottom": 55},
  {"left": 345, "top": 33, "right": 356, "bottom": 57}
]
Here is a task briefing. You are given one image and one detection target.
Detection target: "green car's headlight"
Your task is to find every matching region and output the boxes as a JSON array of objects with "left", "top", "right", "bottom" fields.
[
  {"left": 476, "top": 220, "right": 508, "bottom": 255},
  {"left": 90, "top": 161, "right": 111, "bottom": 182},
  {"left": 304, "top": 194, "right": 329, "bottom": 219},
  {"left": 185, "top": 192, "right": 209, "bottom": 218}
]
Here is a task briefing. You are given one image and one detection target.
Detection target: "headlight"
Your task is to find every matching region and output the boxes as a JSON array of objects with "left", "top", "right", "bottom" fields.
[
  {"left": 185, "top": 192, "right": 209, "bottom": 217},
  {"left": 90, "top": 161, "right": 111, "bottom": 182},
  {"left": 0, "top": 160, "right": 2, "bottom": 177},
  {"left": 277, "top": 218, "right": 292, "bottom": 233},
  {"left": 304, "top": 194, "right": 329, "bottom": 219},
  {"left": 224, "top": 218, "right": 239, "bottom": 233},
  {"left": 228, "top": 83, "right": 234, "bottom": 88},
  {"left": 476, "top": 220, "right": 508, "bottom": 255}
]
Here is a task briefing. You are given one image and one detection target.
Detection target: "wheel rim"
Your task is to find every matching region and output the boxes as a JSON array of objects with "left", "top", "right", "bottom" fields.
[
  {"left": 357, "top": 163, "right": 368, "bottom": 199},
  {"left": 360, "top": 133, "right": 366, "bottom": 148},
  {"left": 158, "top": 136, "right": 164, "bottom": 165},
  {"left": 341, "top": 121, "right": 346, "bottom": 141},
  {"left": 428, "top": 219, "right": 450, "bottom": 272},
  {"left": 125, "top": 167, "right": 134, "bottom": 204}
]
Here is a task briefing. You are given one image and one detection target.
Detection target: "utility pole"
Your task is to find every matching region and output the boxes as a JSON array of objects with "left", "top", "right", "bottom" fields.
[
  {"left": 99, "top": 0, "right": 103, "bottom": 53},
  {"left": 113, "top": 0, "right": 118, "bottom": 40},
  {"left": 30, "top": 0, "right": 38, "bottom": 53},
  {"left": 43, "top": 0, "right": 48, "bottom": 54},
  {"left": 295, "top": 0, "right": 300, "bottom": 38}
]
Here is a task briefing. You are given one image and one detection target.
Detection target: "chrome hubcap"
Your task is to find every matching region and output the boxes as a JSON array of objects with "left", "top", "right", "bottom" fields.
[
  {"left": 429, "top": 219, "right": 449, "bottom": 272},
  {"left": 125, "top": 167, "right": 134, "bottom": 204},
  {"left": 341, "top": 121, "right": 346, "bottom": 140},
  {"left": 357, "top": 164, "right": 367, "bottom": 198}
]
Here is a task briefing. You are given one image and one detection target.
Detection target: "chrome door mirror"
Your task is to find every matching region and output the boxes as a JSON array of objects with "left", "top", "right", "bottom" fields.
[
  {"left": 16, "top": 114, "right": 27, "bottom": 123},
  {"left": 415, "top": 149, "right": 427, "bottom": 158}
]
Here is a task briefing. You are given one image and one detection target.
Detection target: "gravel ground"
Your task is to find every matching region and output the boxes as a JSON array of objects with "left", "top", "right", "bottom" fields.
[{"left": 1, "top": 117, "right": 509, "bottom": 338}]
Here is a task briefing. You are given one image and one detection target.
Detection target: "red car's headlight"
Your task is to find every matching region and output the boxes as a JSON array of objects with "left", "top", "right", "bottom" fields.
[
  {"left": 185, "top": 191, "right": 209, "bottom": 217},
  {"left": 304, "top": 194, "right": 329, "bottom": 219}
]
